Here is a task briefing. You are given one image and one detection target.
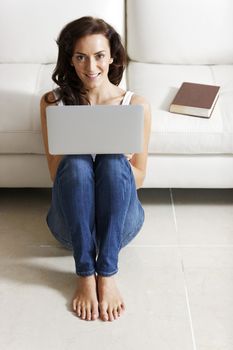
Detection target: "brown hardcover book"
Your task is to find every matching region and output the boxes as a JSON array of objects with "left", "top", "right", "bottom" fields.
[{"left": 169, "top": 82, "right": 220, "bottom": 118}]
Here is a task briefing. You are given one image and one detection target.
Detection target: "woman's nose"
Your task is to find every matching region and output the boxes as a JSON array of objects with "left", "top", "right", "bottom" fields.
[{"left": 86, "top": 56, "right": 97, "bottom": 72}]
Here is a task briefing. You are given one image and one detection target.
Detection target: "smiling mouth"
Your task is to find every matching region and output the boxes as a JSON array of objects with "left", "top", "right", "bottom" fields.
[{"left": 85, "top": 73, "right": 101, "bottom": 79}]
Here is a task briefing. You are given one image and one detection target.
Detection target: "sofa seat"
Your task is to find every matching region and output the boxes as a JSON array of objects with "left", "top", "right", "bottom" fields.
[{"left": 128, "top": 62, "right": 233, "bottom": 154}]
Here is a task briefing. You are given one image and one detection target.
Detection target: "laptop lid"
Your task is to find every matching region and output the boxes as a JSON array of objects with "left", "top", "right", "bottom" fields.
[{"left": 46, "top": 105, "right": 144, "bottom": 155}]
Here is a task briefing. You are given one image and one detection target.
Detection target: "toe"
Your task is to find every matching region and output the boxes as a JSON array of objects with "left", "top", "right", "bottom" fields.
[
  {"left": 117, "top": 306, "right": 122, "bottom": 317},
  {"left": 77, "top": 302, "right": 81, "bottom": 317},
  {"left": 99, "top": 302, "right": 108, "bottom": 321},
  {"left": 107, "top": 307, "right": 115, "bottom": 322},
  {"left": 72, "top": 298, "right": 77, "bottom": 312},
  {"left": 113, "top": 307, "right": 119, "bottom": 320},
  {"left": 86, "top": 304, "right": 92, "bottom": 321},
  {"left": 102, "top": 313, "right": 108, "bottom": 321},
  {"left": 81, "top": 303, "right": 86, "bottom": 320},
  {"left": 91, "top": 305, "right": 99, "bottom": 320}
]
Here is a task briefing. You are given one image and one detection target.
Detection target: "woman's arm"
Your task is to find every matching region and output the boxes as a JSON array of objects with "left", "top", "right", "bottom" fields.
[
  {"left": 40, "top": 92, "right": 64, "bottom": 182},
  {"left": 129, "top": 95, "right": 152, "bottom": 189}
]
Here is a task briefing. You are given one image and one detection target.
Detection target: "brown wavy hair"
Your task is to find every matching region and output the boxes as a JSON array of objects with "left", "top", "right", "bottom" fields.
[{"left": 44, "top": 16, "right": 127, "bottom": 105}]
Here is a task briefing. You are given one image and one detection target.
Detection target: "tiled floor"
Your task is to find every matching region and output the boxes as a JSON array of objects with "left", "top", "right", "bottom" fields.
[{"left": 0, "top": 188, "right": 233, "bottom": 350}]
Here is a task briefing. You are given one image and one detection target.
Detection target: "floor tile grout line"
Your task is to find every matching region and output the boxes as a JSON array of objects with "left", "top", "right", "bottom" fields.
[
  {"left": 169, "top": 188, "right": 197, "bottom": 350},
  {"left": 181, "top": 261, "right": 198, "bottom": 350},
  {"left": 169, "top": 188, "right": 178, "bottom": 235},
  {"left": 27, "top": 244, "right": 233, "bottom": 249}
]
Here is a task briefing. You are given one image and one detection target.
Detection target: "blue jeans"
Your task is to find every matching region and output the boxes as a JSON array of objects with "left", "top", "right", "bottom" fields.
[{"left": 46, "top": 154, "right": 145, "bottom": 277}]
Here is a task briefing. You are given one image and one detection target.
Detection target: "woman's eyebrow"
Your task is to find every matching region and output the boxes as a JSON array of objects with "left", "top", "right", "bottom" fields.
[{"left": 73, "top": 50, "right": 106, "bottom": 55}]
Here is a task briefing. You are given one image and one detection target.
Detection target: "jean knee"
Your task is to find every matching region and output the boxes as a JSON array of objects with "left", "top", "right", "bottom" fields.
[
  {"left": 57, "top": 155, "right": 94, "bottom": 181},
  {"left": 95, "top": 154, "right": 130, "bottom": 178}
]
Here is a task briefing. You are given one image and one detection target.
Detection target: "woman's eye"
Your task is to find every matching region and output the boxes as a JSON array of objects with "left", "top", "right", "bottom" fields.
[
  {"left": 96, "top": 54, "right": 105, "bottom": 59},
  {"left": 75, "top": 55, "right": 85, "bottom": 62}
]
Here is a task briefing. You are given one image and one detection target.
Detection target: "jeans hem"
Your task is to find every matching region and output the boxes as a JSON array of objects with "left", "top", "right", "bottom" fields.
[
  {"left": 76, "top": 269, "right": 96, "bottom": 277},
  {"left": 95, "top": 268, "right": 118, "bottom": 277}
]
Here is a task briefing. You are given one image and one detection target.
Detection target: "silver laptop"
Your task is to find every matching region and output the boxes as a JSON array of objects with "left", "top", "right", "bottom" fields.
[{"left": 46, "top": 105, "right": 144, "bottom": 155}]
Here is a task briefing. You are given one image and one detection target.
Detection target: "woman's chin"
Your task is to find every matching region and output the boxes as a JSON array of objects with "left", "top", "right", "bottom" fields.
[{"left": 84, "top": 78, "right": 103, "bottom": 89}]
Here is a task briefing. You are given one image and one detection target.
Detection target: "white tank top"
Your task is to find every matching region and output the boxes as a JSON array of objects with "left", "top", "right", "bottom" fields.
[{"left": 52, "top": 89, "right": 135, "bottom": 161}]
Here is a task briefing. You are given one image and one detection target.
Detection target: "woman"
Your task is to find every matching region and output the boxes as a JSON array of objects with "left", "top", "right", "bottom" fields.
[{"left": 40, "top": 16, "right": 151, "bottom": 322}]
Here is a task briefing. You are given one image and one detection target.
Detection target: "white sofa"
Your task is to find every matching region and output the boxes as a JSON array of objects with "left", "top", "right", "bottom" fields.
[{"left": 1, "top": 0, "right": 233, "bottom": 188}]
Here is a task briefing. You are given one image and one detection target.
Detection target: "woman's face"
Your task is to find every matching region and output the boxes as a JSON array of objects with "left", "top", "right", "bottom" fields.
[{"left": 71, "top": 34, "right": 113, "bottom": 89}]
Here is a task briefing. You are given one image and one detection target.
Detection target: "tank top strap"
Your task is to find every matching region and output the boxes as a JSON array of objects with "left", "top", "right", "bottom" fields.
[
  {"left": 121, "top": 91, "right": 134, "bottom": 105},
  {"left": 52, "top": 87, "right": 63, "bottom": 106}
]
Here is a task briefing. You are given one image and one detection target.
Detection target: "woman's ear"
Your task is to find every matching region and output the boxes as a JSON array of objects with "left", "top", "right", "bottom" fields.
[{"left": 109, "top": 58, "right": 113, "bottom": 64}]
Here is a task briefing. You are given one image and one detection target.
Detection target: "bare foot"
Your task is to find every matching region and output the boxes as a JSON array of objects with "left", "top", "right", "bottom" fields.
[
  {"left": 97, "top": 275, "right": 125, "bottom": 321},
  {"left": 72, "top": 274, "right": 99, "bottom": 321}
]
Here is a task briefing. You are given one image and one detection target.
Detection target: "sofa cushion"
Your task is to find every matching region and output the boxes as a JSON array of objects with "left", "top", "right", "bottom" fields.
[
  {"left": 0, "top": 0, "right": 125, "bottom": 64},
  {"left": 127, "top": 62, "right": 233, "bottom": 154},
  {"left": 127, "top": 0, "right": 233, "bottom": 64},
  {"left": 0, "top": 64, "right": 54, "bottom": 154}
]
